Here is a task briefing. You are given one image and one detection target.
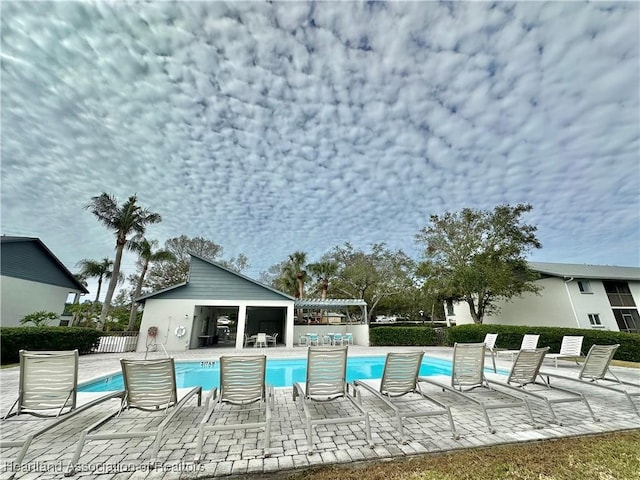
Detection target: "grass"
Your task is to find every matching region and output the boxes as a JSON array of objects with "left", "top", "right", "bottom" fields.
[{"left": 270, "top": 430, "right": 640, "bottom": 480}]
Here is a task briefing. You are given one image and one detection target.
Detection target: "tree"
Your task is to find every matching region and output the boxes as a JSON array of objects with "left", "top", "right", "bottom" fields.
[
  {"left": 20, "top": 310, "right": 59, "bottom": 327},
  {"left": 327, "top": 243, "right": 415, "bottom": 322},
  {"left": 415, "top": 203, "right": 542, "bottom": 324},
  {"left": 86, "top": 193, "right": 161, "bottom": 329},
  {"left": 126, "top": 238, "right": 176, "bottom": 331},
  {"left": 307, "top": 260, "right": 339, "bottom": 299},
  {"left": 76, "top": 257, "right": 119, "bottom": 302},
  {"left": 144, "top": 235, "right": 249, "bottom": 291}
]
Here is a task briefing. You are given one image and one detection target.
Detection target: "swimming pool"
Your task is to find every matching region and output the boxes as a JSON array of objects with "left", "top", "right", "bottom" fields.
[{"left": 78, "top": 355, "right": 498, "bottom": 392}]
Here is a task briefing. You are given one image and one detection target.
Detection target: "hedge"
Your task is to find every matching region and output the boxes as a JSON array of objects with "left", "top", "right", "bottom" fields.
[
  {"left": 0, "top": 327, "right": 102, "bottom": 365},
  {"left": 369, "top": 326, "right": 439, "bottom": 346},
  {"left": 446, "top": 324, "right": 640, "bottom": 363}
]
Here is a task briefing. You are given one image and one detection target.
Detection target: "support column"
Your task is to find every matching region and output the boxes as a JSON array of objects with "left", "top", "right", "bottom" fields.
[
  {"left": 285, "top": 304, "right": 295, "bottom": 348},
  {"left": 235, "top": 305, "right": 247, "bottom": 349}
]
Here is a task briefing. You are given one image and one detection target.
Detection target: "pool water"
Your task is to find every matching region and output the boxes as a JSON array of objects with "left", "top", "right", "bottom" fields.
[{"left": 78, "top": 355, "right": 484, "bottom": 392}]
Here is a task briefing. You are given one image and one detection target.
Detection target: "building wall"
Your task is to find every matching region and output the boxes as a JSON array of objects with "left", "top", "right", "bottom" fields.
[
  {"left": 451, "top": 277, "right": 640, "bottom": 332},
  {"left": 0, "top": 276, "right": 77, "bottom": 326},
  {"left": 137, "top": 298, "right": 295, "bottom": 352}
]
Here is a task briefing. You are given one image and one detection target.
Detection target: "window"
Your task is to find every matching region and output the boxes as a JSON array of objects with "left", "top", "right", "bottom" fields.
[
  {"left": 612, "top": 309, "right": 640, "bottom": 333},
  {"left": 577, "top": 280, "right": 592, "bottom": 294},
  {"left": 603, "top": 281, "right": 636, "bottom": 307},
  {"left": 446, "top": 299, "right": 455, "bottom": 316},
  {"left": 587, "top": 313, "right": 602, "bottom": 326}
]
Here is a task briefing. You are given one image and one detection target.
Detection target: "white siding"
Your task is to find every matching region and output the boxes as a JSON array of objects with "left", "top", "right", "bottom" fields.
[
  {"left": 0, "top": 276, "right": 76, "bottom": 327},
  {"left": 137, "top": 298, "right": 295, "bottom": 352},
  {"left": 450, "top": 277, "right": 640, "bottom": 332}
]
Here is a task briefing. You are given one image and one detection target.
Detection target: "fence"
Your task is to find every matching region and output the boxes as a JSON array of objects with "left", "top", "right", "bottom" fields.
[{"left": 95, "top": 331, "right": 139, "bottom": 353}]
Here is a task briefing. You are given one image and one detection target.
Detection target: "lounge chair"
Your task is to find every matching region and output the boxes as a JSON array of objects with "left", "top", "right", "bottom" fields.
[
  {"left": 307, "top": 333, "right": 319, "bottom": 346},
  {"left": 486, "top": 347, "right": 598, "bottom": 425},
  {"left": 544, "top": 344, "right": 640, "bottom": 416},
  {"left": 1, "top": 350, "right": 124, "bottom": 465},
  {"left": 195, "top": 355, "right": 272, "bottom": 462},
  {"left": 483, "top": 333, "right": 498, "bottom": 372},
  {"left": 298, "top": 334, "right": 309, "bottom": 346},
  {"left": 496, "top": 334, "right": 540, "bottom": 362},
  {"left": 332, "top": 333, "right": 344, "bottom": 346},
  {"left": 344, "top": 333, "right": 354, "bottom": 345},
  {"left": 67, "top": 358, "right": 202, "bottom": 474},
  {"left": 293, "top": 346, "right": 373, "bottom": 453},
  {"left": 354, "top": 352, "right": 458, "bottom": 443},
  {"left": 420, "top": 343, "right": 539, "bottom": 433},
  {"left": 545, "top": 336, "right": 584, "bottom": 368}
]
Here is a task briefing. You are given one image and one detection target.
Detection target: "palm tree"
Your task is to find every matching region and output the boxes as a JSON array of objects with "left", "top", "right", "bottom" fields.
[
  {"left": 76, "top": 257, "right": 117, "bottom": 302},
  {"left": 126, "top": 238, "right": 176, "bottom": 331},
  {"left": 307, "top": 260, "right": 338, "bottom": 299},
  {"left": 283, "top": 251, "right": 308, "bottom": 322},
  {"left": 86, "top": 193, "right": 161, "bottom": 329}
]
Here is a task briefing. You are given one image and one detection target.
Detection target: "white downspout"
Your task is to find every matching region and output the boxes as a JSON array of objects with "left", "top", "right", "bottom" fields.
[{"left": 563, "top": 277, "right": 581, "bottom": 327}]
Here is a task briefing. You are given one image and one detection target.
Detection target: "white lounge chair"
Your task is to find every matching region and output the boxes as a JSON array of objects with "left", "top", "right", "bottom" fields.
[
  {"left": 486, "top": 347, "right": 598, "bottom": 425},
  {"left": 354, "top": 352, "right": 458, "bottom": 443},
  {"left": 67, "top": 358, "right": 202, "bottom": 474},
  {"left": 344, "top": 333, "right": 354, "bottom": 345},
  {"left": 1, "top": 350, "right": 124, "bottom": 465},
  {"left": 483, "top": 333, "right": 499, "bottom": 372},
  {"left": 195, "top": 355, "right": 272, "bottom": 462},
  {"left": 496, "top": 334, "right": 540, "bottom": 362},
  {"left": 420, "top": 343, "right": 539, "bottom": 433},
  {"left": 545, "top": 336, "right": 584, "bottom": 368},
  {"left": 293, "top": 346, "right": 373, "bottom": 453},
  {"left": 544, "top": 344, "right": 640, "bottom": 416}
]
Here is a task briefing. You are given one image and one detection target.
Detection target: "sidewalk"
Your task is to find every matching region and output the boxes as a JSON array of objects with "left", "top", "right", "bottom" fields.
[{"left": 1, "top": 346, "right": 638, "bottom": 479}]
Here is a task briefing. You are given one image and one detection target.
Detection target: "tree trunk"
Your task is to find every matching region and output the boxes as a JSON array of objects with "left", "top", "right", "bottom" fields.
[
  {"left": 127, "top": 261, "right": 148, "bottom": 331},
  {"left": 466, "top": 298, "right": 483, "bottom": 324},
  {"left": 99, "top": 243, "right": 124, "bottom": 330},
  {"left": 94, "top": 276, "right": 103, "bottom": 302}
]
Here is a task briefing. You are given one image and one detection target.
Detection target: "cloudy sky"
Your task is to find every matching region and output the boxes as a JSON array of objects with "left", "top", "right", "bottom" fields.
[{"left": 1, "top": 1, "right": 639, "bottom": 299}]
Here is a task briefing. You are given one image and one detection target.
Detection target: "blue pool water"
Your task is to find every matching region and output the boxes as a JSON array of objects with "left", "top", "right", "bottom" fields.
[{"left": 78, "top": 355, "right": 493, "bottom": 392}]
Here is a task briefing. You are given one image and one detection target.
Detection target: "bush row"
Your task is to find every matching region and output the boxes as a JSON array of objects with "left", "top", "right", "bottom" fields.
[
  {"left": 369, "top": 326, "right": 439, "bottom": 346},
  {"left": 446, "top": 324, "right": 640, "bottom": 363},
  {"left": 0, "top": 327, "right": 102, "bottom": 365}
]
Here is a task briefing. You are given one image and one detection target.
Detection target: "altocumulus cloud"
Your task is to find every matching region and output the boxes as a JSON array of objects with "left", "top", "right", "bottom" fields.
[{"left": 1, "top": 1, "right": 638, "bottom": 293}]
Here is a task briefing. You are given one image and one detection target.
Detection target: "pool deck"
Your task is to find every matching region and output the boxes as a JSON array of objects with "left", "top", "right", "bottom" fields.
[{"left": 1, "top": 345, "right": 639, "bottom": 479}]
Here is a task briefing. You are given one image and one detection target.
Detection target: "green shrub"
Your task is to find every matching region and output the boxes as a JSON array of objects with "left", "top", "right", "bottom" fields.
[
  {"left": 446, "top": 324, "right": 640, "bottom": 362},
  {"left": 369, "top": 326, "right": 439, "bottom": 346},
  {"left": 0, "top": 327, "right": 102, "bottom": 365}
]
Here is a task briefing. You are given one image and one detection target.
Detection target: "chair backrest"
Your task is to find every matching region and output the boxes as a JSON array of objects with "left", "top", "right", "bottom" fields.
[
  {"left": 305, "top": 346, "right": 348, "bottom": 400},
  {"left": 121, "top": 358, "right": 177, "bottom": 410},
  {"left": 559, "top": 336, "right": 584, "bottom": 356},
  {"left": 380, "top": 351, "right": 424, "bottom": 397},
  {"left": 579, "top": 344, "right": 620, "bottom": 381},
  {"left": 506, "top": 347, "right": 549, "bottom": 386},
  {"left": 19, "top": 350, "right": 78, "bottom": 414},
  {"left": 451, "top": 343, "right": 486, "bottom": 389},
  {"left": 483, "top": 333, "right": 498, "bottom": 350},
  {"left": 219, "top": 355, "right": 267, "bottom": 405},
  {"left": 520, "top": 334, "right": 540, "bottom": 350},
  {"left": 257, "top": 333, "right": 267, "bottom": 344}
]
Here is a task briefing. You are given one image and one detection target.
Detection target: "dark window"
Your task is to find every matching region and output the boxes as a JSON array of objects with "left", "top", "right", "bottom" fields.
[
  {"left": 613, "top": 309, "right": 640, "bottom": 333},
  {"left": 588, "top": 313, "right": 602, "bottom": 326},
  {"left": 446, "top": 299, "right": 454, "bottom": 316},
  {"left": 577, "top": 280, "right": 592, "bottom": 293},
  {"left": 603, "top": 281, "right": 636, "bottom": 307}
]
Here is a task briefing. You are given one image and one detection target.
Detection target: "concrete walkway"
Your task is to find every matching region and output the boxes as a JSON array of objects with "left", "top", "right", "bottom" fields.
[{"left": 1, "top": 345, "right": 639, "bottom": 479}]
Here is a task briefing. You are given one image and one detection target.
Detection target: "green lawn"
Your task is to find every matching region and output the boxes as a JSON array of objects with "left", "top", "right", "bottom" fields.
[{"left": 273, "top": 430, "right": 640, "bottom": 480}]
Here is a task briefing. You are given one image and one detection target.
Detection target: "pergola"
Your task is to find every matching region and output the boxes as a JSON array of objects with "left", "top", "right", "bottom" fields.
[{"left": 293, "top": 298, "right": 368, "bottom": 324}]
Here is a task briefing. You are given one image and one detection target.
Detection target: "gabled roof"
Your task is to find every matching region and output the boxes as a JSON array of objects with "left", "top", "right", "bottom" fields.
[
  {"left": 528, "top": 261, "right": 640, "bottom": 281},
  {"left": 135, "top": 252, "right": 295, "bottom": 302},
  {"left": 1, "top": 236, "right": 89, "bottom": 293}
]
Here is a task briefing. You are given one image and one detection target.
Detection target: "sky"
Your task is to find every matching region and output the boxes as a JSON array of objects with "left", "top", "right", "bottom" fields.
[{"left": 1, "top": 1, "right": 639, "bottom": 300}]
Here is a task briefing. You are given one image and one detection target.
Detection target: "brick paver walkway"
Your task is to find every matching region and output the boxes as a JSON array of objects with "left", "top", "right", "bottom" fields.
[{"left": 1, "top": 346, "right": 638, "bottom": 479}]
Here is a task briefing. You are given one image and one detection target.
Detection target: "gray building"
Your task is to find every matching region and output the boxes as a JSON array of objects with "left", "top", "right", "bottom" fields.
[{"left": 1, "top": 236, "right": 88, "bottom": 327}]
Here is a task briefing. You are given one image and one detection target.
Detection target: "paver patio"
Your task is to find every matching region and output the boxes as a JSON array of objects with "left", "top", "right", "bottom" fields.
[{"left": 1, "top": 345, "right": 638, "bottom": 479}]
